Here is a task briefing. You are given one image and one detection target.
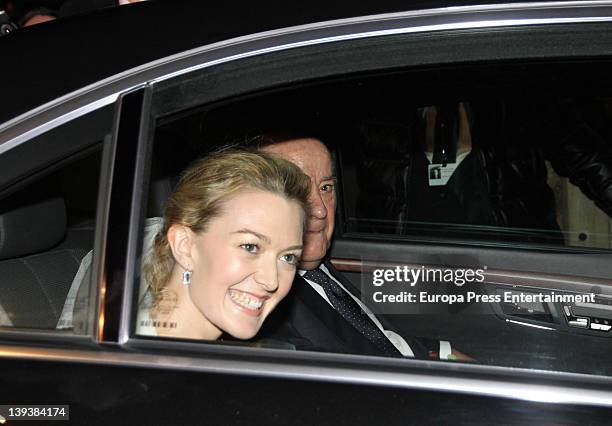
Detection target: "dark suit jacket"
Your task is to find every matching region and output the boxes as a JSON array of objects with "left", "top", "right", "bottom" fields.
[{"left": 257, "top": 261, "right": 432, "bottom": 359}]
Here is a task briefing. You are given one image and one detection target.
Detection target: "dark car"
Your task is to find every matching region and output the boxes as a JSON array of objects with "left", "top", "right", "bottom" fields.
[{"left": 2, "top": 1, "right": 612, "bottom": 424}]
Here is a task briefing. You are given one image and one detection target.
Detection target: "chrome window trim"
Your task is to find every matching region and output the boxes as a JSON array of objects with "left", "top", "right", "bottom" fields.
[
  {"left": 0, "top": 94, "right": 117, "bottom": 157},
  {"left": 2, "top": 1, "right": 612, "bottom": 155},
  {"left": 2, "top": 343, "right": 612, "bottom": 407}
]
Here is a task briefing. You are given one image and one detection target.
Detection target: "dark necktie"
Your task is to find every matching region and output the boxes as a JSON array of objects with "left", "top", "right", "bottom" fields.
[{"left": 303, "top": 268, "right": 402, "bottom": 357}]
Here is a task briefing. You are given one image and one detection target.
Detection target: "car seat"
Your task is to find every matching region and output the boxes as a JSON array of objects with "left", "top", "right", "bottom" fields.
[{"left": 0, "top": 187, "right": 94, "bottom": 329}]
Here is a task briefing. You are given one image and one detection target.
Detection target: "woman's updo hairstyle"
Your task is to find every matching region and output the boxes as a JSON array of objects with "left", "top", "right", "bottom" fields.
[{"left": 144, "top": 149, "right": 311, "bottom": 298}]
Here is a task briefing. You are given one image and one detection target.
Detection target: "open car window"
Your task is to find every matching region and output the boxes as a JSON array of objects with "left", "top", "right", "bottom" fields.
[{"left": 122, "top": 44, "right": 612, "bottom": 378}]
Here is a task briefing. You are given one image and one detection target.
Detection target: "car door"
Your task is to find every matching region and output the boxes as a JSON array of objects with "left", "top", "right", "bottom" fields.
[{"left": 2, "top": 2, "right": 612, "bottom": 425}]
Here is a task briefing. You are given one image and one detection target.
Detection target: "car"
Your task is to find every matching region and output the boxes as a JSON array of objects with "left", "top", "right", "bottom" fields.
[{"left": 2, "top": 1, "right": 612, "bottom": 424}]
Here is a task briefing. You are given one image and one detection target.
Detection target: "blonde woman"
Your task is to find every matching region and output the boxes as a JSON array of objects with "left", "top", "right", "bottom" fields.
[{"left": 138, "top": 150, "right": 310, "bottom": 340}]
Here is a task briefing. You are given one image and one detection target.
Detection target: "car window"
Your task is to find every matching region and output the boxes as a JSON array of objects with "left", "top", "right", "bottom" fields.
[
  {"left": 0, "top": 107, "right": 112, "bottom": 334},
  {"left": 131, "top": 57, "right": 612, "bottom": 377},
  {"left": 331, "top": 68, "right": 612, "bottom": 251},
  {"left": 342, "top": 97, "right": 612, "bottom": 249},
  {"left": 341, "top": 98, "right": 612, "bottom": 249}
]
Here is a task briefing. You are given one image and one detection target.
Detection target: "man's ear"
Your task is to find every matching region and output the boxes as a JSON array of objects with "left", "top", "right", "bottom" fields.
[{"left": 167, "top": 224, "right": 195, "bottom": 271}]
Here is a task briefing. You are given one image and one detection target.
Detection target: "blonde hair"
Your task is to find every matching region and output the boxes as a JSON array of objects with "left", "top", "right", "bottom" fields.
[{"left": 143, "top": 150, "right": 310, "bottom": 298}]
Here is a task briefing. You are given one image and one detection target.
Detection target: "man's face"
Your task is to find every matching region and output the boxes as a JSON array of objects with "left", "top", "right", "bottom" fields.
[{"left": 262, "top": 138, "right": 336, "bottom": 270}]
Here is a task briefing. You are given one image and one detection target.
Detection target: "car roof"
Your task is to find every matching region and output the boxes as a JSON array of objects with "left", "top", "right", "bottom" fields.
[{"left": 0, "top": 0, "right": 602, "bottom": 125}]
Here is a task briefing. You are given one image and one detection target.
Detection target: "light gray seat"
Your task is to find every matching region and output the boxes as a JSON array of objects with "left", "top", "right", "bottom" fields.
[{"left": 0, "top": 189, "right": 94, "bottom": 329}]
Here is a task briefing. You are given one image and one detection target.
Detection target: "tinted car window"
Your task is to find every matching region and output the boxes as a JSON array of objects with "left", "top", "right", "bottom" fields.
[
  {"left": 0, "top": 150, "right": 101, "bottom": 331},
  {"left": 0, "top": 108, "right": 111, "bottom": 333},
  {"left": 342, "top": 97, "right": 612, "bottom": 249},
  {"left": 334, "top": 68, "right": 612, "bottom": 250}
]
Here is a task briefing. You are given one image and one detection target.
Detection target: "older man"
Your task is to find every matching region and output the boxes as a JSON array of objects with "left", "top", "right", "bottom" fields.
[{"left": 257, "top": 135, "right": 463, "bottom": 360}]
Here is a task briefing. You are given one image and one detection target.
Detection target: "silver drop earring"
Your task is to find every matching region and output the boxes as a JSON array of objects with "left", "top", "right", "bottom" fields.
[{"left": 182, "top": 270, "right": 192, "bottom": 285}]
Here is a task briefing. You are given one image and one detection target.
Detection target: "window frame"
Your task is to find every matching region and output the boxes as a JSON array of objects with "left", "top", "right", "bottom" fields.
[{"left": 0, "top": 106, "right": 114, "bottom": 344}]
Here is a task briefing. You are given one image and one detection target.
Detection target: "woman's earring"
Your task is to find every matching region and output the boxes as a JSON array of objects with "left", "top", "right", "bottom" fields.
[{"left": 182, "top": 270, "right": 192, "bottom": 285}]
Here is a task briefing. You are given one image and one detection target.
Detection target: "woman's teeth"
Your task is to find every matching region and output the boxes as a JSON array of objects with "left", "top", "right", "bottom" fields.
[{"left": 229, "top": 290, "right": 264, "bottom": 310}]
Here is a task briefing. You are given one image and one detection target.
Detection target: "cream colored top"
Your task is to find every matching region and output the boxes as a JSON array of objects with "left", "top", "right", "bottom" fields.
[{"left": 57, "top": 217, "right": 164, "bottom": 335}]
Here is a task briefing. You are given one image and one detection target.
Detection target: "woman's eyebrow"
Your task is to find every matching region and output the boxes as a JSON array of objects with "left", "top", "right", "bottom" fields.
[
  {"left": 232, "top": 229, "right": 271, "bottom": 244},
  {"left": 284, "top": 244, "right": 303, "bottom": 251}
]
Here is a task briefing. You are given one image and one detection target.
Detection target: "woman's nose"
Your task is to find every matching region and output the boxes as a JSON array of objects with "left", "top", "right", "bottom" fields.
[{"left": 254, "top": 259, "right": 279, "bottom": 292}]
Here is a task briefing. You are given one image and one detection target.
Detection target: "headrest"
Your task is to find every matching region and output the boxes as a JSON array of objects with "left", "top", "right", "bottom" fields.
[{"left": 0, "top": 191, "right": 67, "bottom": 260}]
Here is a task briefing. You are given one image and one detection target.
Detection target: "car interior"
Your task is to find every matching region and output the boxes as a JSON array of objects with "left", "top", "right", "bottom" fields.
[
  {"left": 1, "top": 57, "right": 612, "bottom": 378},
  {"left": 0, "top": 149, "right": 100, "bottom": 329},
  {"left": 147, "top": 59, "right": 612, "bottom": 374}
]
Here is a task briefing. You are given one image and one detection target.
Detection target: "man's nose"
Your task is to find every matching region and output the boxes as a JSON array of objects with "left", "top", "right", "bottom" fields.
[
  {"left": 309, "top": 190, "right": 327, "bottom": 219},
  {"left": 254, "top": 258, "right": 279, "bottom": 293}
]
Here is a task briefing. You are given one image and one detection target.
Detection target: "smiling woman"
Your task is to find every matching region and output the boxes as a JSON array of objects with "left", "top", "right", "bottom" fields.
[{"left": 139, "top": 150, "right": 311, "bottom": 340}]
